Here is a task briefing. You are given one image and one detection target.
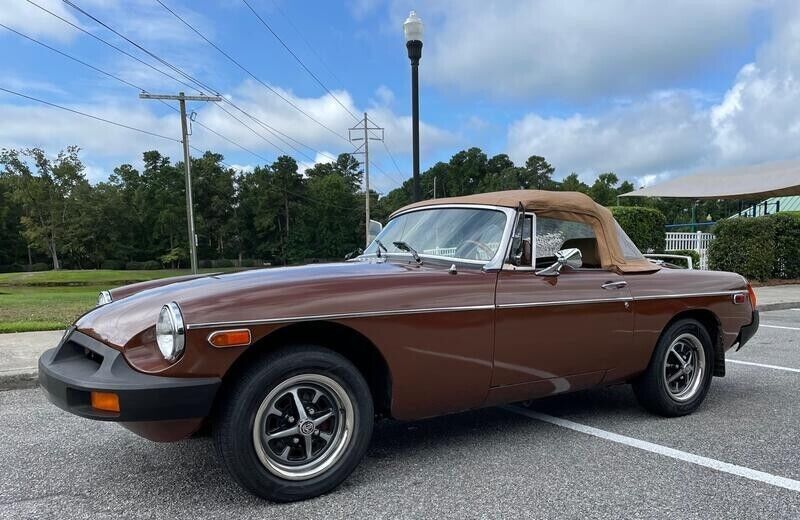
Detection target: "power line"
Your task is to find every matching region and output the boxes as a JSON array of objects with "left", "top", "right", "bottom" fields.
[
  {"left": 0, "top": 23, "right": 279, "bottom": 167},
  {"left": 268, "top": 0, "right": 347, "bottom": 88},
  {"left": 241, "top": 0, "right": 360, "bottom": 123},
  {"left": 37, "top": 0, "right": 351, "bottom": 169},
  {"left": 0, "top": 86, "right": 180, "bottom": 142},
  {"left": 61, "top": 0, "right": 215, "bottom": 94},
  {"left": 153, "top": 0, "right": 350, "bottom": 142},
  {"left": 24, "top": 0, "right": 200, "bottom": 93}
]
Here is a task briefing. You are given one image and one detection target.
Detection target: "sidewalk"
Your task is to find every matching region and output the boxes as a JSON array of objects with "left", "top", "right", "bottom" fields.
[
  {"left": 0, "top": 330, "right": 64, "bottom": 390},
  {"left": 2, "top": 284, "right": 799, "bottom": 391}
]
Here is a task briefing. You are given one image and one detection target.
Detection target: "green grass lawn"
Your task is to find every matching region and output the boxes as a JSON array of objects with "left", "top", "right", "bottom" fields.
[{"left": 0, "top": 268, "right": 239, "bottom": 333}]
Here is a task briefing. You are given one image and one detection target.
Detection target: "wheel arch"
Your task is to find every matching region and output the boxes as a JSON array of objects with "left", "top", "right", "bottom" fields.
[
  {"left": 215, "top": 321, "right": 393, "bottom": 418},
  {"left": 659, "top": 308, "right": 724, "bottom": 377}
]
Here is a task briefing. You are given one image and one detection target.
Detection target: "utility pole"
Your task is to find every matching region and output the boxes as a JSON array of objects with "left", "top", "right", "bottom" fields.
[
  {"left": 139, "top": 91, "right": 221, "bottom": 273},
  {"left": 433, "top": 176, "right": 436, "bottom": 199},
  {"left": 349, "top": 113, "right": 384, "bottom": 247}
]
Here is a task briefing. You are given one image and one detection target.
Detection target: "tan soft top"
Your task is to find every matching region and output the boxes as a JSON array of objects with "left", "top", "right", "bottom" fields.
[{"left": 391, "top": 190, "right": 659, "bottom": 273}]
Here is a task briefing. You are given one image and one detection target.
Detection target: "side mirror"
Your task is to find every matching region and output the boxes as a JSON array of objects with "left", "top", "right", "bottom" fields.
[{"left": 536, "top": 247, "right": 582, "bottom": 277}]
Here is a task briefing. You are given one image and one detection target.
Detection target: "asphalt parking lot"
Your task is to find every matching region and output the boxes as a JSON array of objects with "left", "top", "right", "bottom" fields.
[{"left": 1, "top": 309, "right": 798, "bottom": 519}]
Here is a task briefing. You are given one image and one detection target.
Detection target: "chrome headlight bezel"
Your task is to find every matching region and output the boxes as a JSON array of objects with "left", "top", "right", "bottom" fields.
[
  {"left": 97, "top": 290, "right": 113, "bottom": 306},
  {"left": 156, "top": 302, "right": 185, "bottom": 362}
]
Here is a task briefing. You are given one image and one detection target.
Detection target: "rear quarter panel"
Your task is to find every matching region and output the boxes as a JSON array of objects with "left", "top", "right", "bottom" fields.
[{"left": 606, "top": 268, "right": 752, "bottom": 383}]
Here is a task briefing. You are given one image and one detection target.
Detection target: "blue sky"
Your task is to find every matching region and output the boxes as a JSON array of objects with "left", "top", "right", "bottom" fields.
[{"left": 1, "top": 0, "right": 799, "bottom": 194}]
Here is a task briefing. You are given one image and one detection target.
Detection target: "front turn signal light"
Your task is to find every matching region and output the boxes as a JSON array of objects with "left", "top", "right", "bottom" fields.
[
  {"left": 91, "top": 391, "right": 120, "bottom": 413},
  {"left": 208, "top": 329, "right": 252, "bottom": 348}
]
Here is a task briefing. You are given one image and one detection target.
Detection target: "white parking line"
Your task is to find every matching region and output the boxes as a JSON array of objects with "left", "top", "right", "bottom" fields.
[
  {"left": 505, "top": 406, "right": 800, "bottom": 493},
  {"left": 761, "top": 324, "right": 800, "bottom": 331},
  {"left": 728, "top": 359, "right": 800, "bottom": 373}
]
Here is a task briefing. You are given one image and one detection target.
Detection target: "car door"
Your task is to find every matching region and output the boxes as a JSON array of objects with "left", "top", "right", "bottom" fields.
[{"left": 491, "top": 215, "right": 635, "bottom": 389}]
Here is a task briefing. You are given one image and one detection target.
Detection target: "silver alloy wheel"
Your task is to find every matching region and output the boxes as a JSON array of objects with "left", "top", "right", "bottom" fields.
[
  {"left": 252, "top": 374, "right": 354, "bottom": 481},
  {"left": 662, "top": 332, "right": 706, "bottom": 402}
]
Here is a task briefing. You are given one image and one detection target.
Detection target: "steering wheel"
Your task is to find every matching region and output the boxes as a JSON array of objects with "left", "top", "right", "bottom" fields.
[{"left": 457, "top": 240, "right": 494, "bottom": 259}]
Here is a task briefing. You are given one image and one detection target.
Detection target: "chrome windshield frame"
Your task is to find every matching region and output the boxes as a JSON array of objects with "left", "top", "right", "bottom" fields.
[{"left": 357, "top": 204, "right": 517, "bottom": 270}]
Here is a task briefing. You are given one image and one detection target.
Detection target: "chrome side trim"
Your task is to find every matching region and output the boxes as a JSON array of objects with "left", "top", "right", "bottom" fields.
[
  {"left": 187, "top": 290, "right": 745, "bottom": 330},
  {"left": 497, "top": 297, "right": 633, "bottom": 309},
  {"left": 186, "top": 304, "right": 495, "bottom": 330},
  {"left": 634, "top": 290, "right": 743, "bottom": 301}
]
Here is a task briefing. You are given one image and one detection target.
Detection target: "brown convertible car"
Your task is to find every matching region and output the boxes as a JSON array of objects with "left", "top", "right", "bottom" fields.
[{"left": 39, "top": 190, "right": 759, "bottom": 501}]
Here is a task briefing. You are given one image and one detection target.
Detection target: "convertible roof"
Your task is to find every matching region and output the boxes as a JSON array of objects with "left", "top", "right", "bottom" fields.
[{"left": 392, "top": 190, "right": 659, "bottom": 273}]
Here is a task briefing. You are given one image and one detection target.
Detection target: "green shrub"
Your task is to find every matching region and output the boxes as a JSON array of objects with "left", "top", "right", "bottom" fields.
[
  {"left": 142, "top": 260, "right": 161, "bottom": 270},
  {"left": 708, "top": 217, "right": 775, "bottom": 281},
  {"left": 0, "top": 264, "right": 24, "bottom": 273},
  {"left": 100, "top": 259, "right": 125, "bottom": 270},
  {"left": 771, "top": 212, "right": 800, "bottom": 279},
  {"left": 27, "top": 262, "right": 50, "bottom": 272},
  {"left": 198, "top": 259, "right": 212, "bottom": 269},
  {"left": 125, "top": 261, "right": 144, "bottom": 270},
  {"left": 239, "top": 258, "right": 257, "bottom": 267},
  {"left": 212, "top": 259, "right": 234, "bottom": 268},
  {"left": 609, "top": 206, "right": 666, "bottom": 253}
]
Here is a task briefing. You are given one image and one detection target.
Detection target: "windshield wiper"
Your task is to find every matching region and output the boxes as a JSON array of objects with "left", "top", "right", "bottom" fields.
[
  {"left": 375, "top": 239, "right": 388, "bottom": 258},
  {"left": 393, "top": 241, "right": 422, "bottom": 264}
]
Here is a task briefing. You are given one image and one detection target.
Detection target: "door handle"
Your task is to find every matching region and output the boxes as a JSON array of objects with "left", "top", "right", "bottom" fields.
[{"left": 601, "top": 281, "right": 628, "bottom": 290}]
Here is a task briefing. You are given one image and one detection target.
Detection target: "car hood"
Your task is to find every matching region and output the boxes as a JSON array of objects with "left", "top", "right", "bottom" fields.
[{"left": 74, "top": 260, "right": 440, "bottom": 348}]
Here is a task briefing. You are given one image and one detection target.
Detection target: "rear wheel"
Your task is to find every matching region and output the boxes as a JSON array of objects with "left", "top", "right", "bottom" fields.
[
  {"left": 213, "top": 346, "right": 373, "bottom": 502},
  {"left": 633, "top": 319, "right": 714, "bottom": 417}
]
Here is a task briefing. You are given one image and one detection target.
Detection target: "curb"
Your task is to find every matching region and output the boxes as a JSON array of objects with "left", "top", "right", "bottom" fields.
[
  {"left": 0, "top": 370, "right": 39, "bottom": 391},
  {"left": 757, "top": 302, "right": 800, "bottom": 312}
]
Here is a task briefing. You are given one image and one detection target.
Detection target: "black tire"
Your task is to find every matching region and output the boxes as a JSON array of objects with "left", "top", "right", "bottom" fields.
[
  {"left": 213, "top": 345, "right": 373, "bottom": 502},
  {"left": 632, "top": 318, "right": 714, "bottom": 417}
]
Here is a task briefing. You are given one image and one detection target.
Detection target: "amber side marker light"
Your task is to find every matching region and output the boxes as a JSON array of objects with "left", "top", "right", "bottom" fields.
[
  {"left": 208, "top": 329, "right": 252, "bottom": 348},
  {"left": 90, "top": 391, "right": 120, "bottom": 413},
  {"left": 747, "top": 283, "right": 757, "bottom": 308}
]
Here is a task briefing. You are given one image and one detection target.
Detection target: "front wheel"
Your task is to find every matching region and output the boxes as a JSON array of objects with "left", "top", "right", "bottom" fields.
[
  {"left": 632, "top": 318, "right": 714, "bottom": 417},
  {"left": 213, "top": 346, "right": 373, "bottom": 502}
]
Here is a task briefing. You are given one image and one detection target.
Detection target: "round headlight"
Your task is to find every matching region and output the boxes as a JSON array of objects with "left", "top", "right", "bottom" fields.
[
  {"left": 97, "top": 290, "right": 112, "bottom": 306},
  {"left": 156, "top": 302, "right": 185, "bottom": 362}
]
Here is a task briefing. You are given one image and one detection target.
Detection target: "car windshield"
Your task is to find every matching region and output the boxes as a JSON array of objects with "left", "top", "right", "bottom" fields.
[{"left": 363, "top": 208, "right": 507, "bottom": 262}]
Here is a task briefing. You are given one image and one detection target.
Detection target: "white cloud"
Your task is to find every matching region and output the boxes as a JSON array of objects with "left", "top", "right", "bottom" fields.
[
  {"left": 0, "top": 0, "right": 83, "bottom": 42},
  {"left": 404, "top": 0, "right": 764, "bottom": 100},
  {"left": 507, "top": 91, "right": 712, "bottom": 180},
  {"left": 0, "top": 79, "right": 451, "bottom": 187},
  {"left": 506, "top": 2, "right": 800, "bottom": 188}
]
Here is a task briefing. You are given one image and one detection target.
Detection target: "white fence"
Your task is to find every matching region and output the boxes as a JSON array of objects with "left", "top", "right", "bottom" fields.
[{"left": 665, "top": 231, "right": 714, "bottom": 270}]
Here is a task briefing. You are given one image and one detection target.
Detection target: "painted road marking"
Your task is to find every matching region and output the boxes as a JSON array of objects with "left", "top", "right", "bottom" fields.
[
  {"left": 505, "top": 406, "right": 800, "bottom": 493},
  {"left": 761, "top": 324, "right": 800, "bottom": 331},
  {"left": 728, "top": 359, "right": 800, "bottom": 373}
]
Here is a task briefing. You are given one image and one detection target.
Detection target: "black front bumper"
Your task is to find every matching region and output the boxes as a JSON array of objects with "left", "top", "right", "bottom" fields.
[
  {"left": 38, "top": 330, "right": 221, "bottom": 422},
  {"left": 736, "top": 310, "right": 760, "bottom": 351}
]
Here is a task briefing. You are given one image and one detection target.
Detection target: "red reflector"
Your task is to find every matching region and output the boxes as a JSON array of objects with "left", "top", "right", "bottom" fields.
[
  {"left": 733, "top": 293, "right": 746, "bottom": 304},
  {"left": 91, "top": 391, "right": 120, "bottom": 412},
  {"left": 208, "top": 329, "right": 252, "bottom": 347}
]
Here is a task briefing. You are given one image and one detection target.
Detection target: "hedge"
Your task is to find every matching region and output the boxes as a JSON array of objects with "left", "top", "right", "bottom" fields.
[
  {"left": 609, "top": 206, "right": 666, "bottom": 253},
  {"left": 771, "top": 212, "right": 800, "bottom": 279},
  {"left": 708, "top": 216, "right": 779, "bottom": 281}
]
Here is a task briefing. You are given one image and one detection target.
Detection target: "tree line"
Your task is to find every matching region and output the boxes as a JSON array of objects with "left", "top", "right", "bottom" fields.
[{"left": 0, "top": 145, "right": 739, "bottom": 271}]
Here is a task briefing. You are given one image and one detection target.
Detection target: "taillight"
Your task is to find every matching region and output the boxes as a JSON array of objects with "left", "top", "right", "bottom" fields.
[{"left": 746, "top": 282, "right": 757, "bottom": 309}]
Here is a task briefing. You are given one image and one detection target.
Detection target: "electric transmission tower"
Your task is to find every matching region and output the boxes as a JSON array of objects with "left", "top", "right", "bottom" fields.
[{"left": 349, "top": 113, "right": 385, "bottom": 247}]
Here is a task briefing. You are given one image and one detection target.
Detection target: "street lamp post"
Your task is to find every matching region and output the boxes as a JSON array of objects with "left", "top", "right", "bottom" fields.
[{"left": 404, "top": 10, "right": 423, "bottom": 202}]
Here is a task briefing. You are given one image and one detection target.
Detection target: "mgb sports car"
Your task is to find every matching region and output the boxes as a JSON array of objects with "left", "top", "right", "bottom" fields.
[{"left": 38, "top": 190, "right": 759, "bottom": 502}]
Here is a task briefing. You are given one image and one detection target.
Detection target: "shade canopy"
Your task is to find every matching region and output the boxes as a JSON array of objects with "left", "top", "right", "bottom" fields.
[{"left": 620, "top": 160, "right": 800, "bottom": 200}]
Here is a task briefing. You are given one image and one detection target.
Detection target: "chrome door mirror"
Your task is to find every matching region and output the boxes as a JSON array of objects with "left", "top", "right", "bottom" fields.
[{"left": 536, "top": 247, "right": 582, "bottom": 277}]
